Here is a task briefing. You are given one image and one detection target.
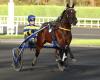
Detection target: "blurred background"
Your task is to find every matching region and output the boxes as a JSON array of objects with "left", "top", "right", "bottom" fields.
[
  {"left": 0, "top": 0, "right": 100, "bottom": 6},
  {"left": 0, "top": 0, "right": 100, "bottom": 41}
]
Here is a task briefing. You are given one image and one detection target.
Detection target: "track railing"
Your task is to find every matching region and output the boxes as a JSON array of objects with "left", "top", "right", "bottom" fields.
[{"left": 0, "top": 16, "right": 100, "bottom": 35}]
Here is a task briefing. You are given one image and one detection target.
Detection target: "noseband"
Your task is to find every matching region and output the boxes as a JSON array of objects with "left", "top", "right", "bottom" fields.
[{"left": 59, "top": 27, "right": 71, "bottom": 31}]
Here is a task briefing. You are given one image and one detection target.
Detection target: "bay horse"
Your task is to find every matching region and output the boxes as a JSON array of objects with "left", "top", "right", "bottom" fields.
[{"left": 32, "top": 4, "right": 77, "bottom": 71}]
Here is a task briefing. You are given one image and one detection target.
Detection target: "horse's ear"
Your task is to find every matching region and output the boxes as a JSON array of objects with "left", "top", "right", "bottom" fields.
[
  {"left": 66, "top": 3, "right": 70, "bottom": 8},
  {"left": 72, "top": 3, "right": 74, "bottom": 8},
  {"left": 66, "top": 3, "right": 74, "bottom": 8}
]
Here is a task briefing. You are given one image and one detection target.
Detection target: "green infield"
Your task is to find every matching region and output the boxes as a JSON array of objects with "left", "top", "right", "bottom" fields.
[
  {"left": 71, "top": 39, "right": 100, "bottom": 46},
  {"left": 0, "top": 5, "right": 100, "bottom": 18},
  {"left": 0, "top": 35, "right": 100, "bottom": 46},
  {"left": 0, "top": 35, "right": 24, "bottom": 39}
]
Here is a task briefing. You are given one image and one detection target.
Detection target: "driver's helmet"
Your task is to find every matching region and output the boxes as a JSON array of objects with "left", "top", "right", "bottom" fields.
[{"left": 28, "top": 15, "right": 35, "bottom": 22}]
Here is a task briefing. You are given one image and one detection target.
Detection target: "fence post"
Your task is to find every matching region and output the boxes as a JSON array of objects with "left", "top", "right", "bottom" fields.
[
  {"left": 97, "top": 19, "right": 99, "bottom": 28},
  {"left": 7, "top": 0, "right": 14, "bottom": 35},
  {"left": 91, "top": 19, "right": 92, "bottom": 28}
]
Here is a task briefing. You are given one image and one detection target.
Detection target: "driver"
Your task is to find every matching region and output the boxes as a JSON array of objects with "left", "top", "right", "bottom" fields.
[{"left": 23, "top": 15, "right": 39, "bottom": 48}]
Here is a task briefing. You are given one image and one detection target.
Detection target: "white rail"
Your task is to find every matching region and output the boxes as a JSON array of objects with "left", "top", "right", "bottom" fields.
[
  {"left": 0, "top": 16, "right": 100, "bottom": 35},
  {"left": 77, "top": 18, "right": 100, "bottom": 28}
]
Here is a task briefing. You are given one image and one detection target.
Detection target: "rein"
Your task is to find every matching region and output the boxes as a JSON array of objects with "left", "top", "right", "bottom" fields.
[{"left": 59, "top": 27, "right": 71, "bottom": 31}]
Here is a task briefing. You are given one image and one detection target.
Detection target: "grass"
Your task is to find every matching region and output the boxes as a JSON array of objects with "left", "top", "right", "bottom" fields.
[
  {"left": 0, "top": 5, "right": 8, "bottom": 15},
  {"left": 76, "top": 7, "right": 100, "bottom": 18},
  {"left": 0, "top": 5, "right": 100, "bottom": 18},
  {"left": 0, "top": 34, "right": 24, "bottom": 39},
  {"left": 0, "top": 35, "right": 100, "bottom": 46},
  {"left": 71, "top": 39, "right": 100, "bottom": 46}
]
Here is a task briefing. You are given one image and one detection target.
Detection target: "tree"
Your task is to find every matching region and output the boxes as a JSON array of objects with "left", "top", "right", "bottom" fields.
[{"left": 89, "top": 0, "right": 95, "bottom": 6}]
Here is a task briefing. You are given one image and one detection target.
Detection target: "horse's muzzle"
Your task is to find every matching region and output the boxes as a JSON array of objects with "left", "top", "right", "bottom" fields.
[{"left": 72, "top": 18, "right": 78, "bottom": 26}]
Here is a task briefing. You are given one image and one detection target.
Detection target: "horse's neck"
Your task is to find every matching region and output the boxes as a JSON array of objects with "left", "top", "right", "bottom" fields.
[
  {"left": 55, "top": 10, "right": 72, "bottom": 30},
  {"left": 60, "top": 17, "right": 71, "bottom": 29},
  {"left": 56, "top": 10, "right": 66, "bottom": 22}
]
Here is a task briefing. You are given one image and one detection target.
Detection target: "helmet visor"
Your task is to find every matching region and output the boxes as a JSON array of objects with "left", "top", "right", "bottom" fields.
[{"left": 29, "top": 18, "right": 35, "bottom": 21}]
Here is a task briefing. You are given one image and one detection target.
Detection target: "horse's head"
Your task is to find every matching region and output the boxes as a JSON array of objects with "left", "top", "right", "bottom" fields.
[{"left": 64, "top": 3, "right": 77, "bottom": 25}]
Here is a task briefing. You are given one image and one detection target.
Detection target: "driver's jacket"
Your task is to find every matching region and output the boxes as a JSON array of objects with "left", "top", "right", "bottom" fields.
[{"left": 23, "top": 25, "right": 39, "bottom": 38}]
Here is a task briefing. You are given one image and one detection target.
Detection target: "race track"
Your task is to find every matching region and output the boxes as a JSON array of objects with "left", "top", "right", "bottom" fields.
[
  {"left": 72, "top": 27, "right": 100, "bottom": 39},
  {"left": 0, "top": 43, "right": 100, "bottom": 80}
]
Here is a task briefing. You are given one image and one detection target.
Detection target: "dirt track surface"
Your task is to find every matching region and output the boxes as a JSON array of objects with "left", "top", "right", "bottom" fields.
[
  {"left": 0, "top": 43, "right": 100, "bottom": 80},
  {"left": 72, "top": 27, "right": 100, "bottom": 39}
]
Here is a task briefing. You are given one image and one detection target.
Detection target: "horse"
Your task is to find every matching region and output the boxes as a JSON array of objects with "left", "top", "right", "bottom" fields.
[
  {"left": 32, "top": 3, "right": 77, "bottom": 71},
  {"left": 54, "top": 3, "right": 77, "bottom": 62}
]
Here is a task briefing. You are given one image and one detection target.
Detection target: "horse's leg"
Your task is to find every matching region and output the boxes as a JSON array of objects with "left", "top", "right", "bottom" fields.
[
  {"left": 55, "top": 47, "right": 68, "bottom": 62},
  {"left": 55, "top": 45, "right": 69, "bottom": 69},
  {"left": 32, "top": 40, "right": 45, "bottom": 66},
  {"left": 57, "top": 48, "right": 67, "bottom": 71},
  {"left": 68, "top": 46, "right": 77, "bottom": 62},
  {"left": 32, "top": 47, "right": 41, "bottom": 66},
  {"left": 54, "top": 30, "right": 66, "bottom": 71},
  {"left": 54, "top": 48, "right": 65, "bottom": 71},
  {"left": 54, "top": 49, "right": 61, "bottom": 62}
]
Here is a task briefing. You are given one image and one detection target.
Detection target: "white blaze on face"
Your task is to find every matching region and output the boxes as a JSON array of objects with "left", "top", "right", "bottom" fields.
[{"left": 62, "top": 53, "right": 67, "bottom": 61}]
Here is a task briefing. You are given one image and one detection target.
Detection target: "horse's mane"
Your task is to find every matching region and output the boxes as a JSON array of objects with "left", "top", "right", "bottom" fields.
[
  {"left": 41, "top": 9, "right": 67, "bottom": 28},
  {"left": 56, "top": 10, "right": 66, "bottom": 22}
]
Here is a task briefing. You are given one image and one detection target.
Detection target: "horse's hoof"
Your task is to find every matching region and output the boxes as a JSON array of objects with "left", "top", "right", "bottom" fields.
[
  {"left": 71, "top": 58, "right": 77, "bottom": 63},
  {"left": 59, "top": 66, "right": 65, "bottom": 72},
  {"left": 32, "top": 63, "right": 35, "bottom": 66},
  {"left": 32, "top": 60, "right": 37, "bottom": 66},
  {"left": 57, "top": 63, "right": 65, "bottom": 72},
  {"left": 32, "top": 57, "right": 37, "bottom": 66},
  {"left": 32, "top": 61, "right": 36, "bottom": 66}
]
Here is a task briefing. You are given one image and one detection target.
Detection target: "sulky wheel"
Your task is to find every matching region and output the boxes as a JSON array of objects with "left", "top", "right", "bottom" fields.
[{"left": 12, "top": 48, "right": 23, "bottom": 71}]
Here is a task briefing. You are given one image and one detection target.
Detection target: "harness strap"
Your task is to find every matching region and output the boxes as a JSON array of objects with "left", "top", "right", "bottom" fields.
[{"left": 59, "top": 27, "right": 71, "bottom": 31}]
